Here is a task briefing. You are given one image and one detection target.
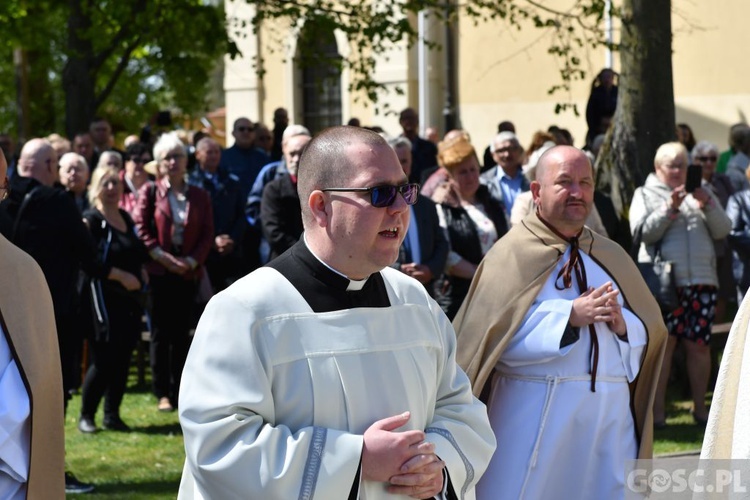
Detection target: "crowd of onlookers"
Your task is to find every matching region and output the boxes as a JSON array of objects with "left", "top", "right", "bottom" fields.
[{"left": 4, "top": 66, "right": 750, "bottom": 492}]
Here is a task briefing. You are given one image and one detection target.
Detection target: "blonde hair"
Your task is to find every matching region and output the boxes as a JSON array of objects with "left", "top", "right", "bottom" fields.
[
  {"left": 88, "top": 166, "right": 121, "bottom": 207},
  {"left": 654, "top": 142, "right": 688, "bottom": 169}
]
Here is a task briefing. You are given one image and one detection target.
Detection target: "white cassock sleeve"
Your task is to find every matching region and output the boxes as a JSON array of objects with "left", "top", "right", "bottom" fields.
[
  {"left": 424, "top": 300, "right": 497, "bottom": 499},
  {"left": 178, "top": 293, "right": 363, "bottom": 499},
  {"left": 616, "top": 307, "right": 648, "bottom": 382},
  {"left": 501, "top": 298, "right": 577, "bottom": 367},
  {"left": 501, "top": 297, "right": 647, "bottom": 381},
  {"left": 178, "top": 275, "right": 496, "bottom": 500}
]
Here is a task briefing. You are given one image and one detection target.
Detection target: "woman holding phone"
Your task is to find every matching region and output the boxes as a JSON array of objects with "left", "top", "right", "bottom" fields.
[{"left": 629, "top": 142, "right": 731, "bottom": 428}]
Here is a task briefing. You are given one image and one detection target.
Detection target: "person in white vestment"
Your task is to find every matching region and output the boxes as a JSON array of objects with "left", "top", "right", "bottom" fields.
[
  {"left": 701, "top": 291, "right": 750, "bottom": 459},
  {"left": 454, "top": 146, "right": 667, "bottom": 500},
  {"left": 177, "top": 126, "right": 496, "bottom": 499}
]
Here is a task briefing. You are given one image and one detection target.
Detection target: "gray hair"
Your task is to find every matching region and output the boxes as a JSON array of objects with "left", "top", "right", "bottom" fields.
[
  {"left": 59, "top": 152, "right": 88, "bottom": 171},
  {"left": 692, "top": 140, "right": 719, "bottom": 158},
  {"left": 282, "top": 124, "right": 311, "bottom": 144},
  {"left": 196, "top": 136, "right": 219, "bottom": 151},
  {"left": 96, "top": 150, "right": 122, "bottom": 170},
  {"left": 492, "top": 131, "right": 521, "bottom": 149},
  {"left": 388, "top": 136, "right": 412, "bottom": 151},
  {"left": 153, "top": 132, "right": 187, "bottom": 161}
]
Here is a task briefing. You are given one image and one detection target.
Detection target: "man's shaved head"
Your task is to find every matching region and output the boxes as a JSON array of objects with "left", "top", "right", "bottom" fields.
[{"left": 297, "top": 126, "right": 389, "bottom": 225}]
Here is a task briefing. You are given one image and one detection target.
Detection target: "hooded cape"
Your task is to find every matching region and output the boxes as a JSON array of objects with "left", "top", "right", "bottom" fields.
[
  {"left": 0, "top": 233, "right": 65, "bottom": 499},
  {"left": 453, "top": 211, "right": 667, "bottom": 458}
]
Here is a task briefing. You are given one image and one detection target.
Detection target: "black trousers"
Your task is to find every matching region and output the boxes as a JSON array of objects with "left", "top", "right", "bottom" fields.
[
  {"left": 56, "top": 313, "right": 83, "bottom": 413},
  {"left": 149, "top": 273, "right": 197, "bottom": 403},
  {"left": 80, "top": 295, "right": 140, "bottom": 421}
]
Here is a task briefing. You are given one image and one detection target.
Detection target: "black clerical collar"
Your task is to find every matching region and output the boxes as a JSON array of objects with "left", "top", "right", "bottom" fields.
[
  {"left": 267, "top": 238, "right": 390, "bottom": 312},
  {"left": 301, "top": 236, "right": 370, "bottom": 291}
]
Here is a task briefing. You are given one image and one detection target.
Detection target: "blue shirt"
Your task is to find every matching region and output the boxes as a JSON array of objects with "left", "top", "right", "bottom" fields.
[{"left": 495, "top": 168, "right": 527, "bottom": 216}]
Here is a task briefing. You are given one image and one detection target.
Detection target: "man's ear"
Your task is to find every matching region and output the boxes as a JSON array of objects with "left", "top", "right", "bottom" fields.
[
  {"left": 530, "top": 180, "right": 541, "bottom": 205},
  {"left": 308, "top": 190, "right": 329, "bottom": 227}
]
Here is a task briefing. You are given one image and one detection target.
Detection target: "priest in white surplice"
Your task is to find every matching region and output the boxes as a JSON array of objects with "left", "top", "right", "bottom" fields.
[
  {"left": 177, "top": 126, "right": 496, "bottom": 499},
  {"left": 454, "top": 146, "right": 667, "bottom": 500}
]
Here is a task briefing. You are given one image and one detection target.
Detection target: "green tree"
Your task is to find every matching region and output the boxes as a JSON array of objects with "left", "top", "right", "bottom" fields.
[
  {"left": 0, "top": 0, "right": 232, "bottom": 139},
  {"left": 240, "top": 0, "right": 674, "bottom": 210}
]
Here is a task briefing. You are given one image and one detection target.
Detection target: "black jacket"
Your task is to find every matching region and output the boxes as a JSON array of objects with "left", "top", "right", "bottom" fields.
[
  {"left": 0, "top": 176, "right": 110, "bottom": 316},
  {"left": 435, "top": 185, "right": 508, "bottom": 319},
  {"left": 260, "top": 174, "right": 303, "bottom": 261}
]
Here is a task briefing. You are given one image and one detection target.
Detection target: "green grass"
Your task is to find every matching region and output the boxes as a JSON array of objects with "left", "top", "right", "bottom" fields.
[
  {"left": 653, "top": 399, "right": 706, "bottom": 456},
  {"left": 62, "top": 359, "right": 706, "bottom": 497},
  {"left": 64, "top": 374, "right": 184, "bottom": 499}
]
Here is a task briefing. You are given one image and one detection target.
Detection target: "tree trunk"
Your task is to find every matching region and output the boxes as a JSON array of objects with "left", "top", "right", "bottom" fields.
[
  {"left": 596, "top": 0, "right": 675, "bottom": 218},
  {"left": 63, "top": 0, "right": 96, "bottom": 138}
]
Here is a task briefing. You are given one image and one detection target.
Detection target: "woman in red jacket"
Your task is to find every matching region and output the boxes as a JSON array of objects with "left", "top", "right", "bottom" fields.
[{"left": 133, "top": 132, "right": 214, "bottom": 412}]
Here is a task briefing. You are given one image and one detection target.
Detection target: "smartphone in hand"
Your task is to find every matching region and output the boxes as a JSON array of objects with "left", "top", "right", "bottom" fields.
[{"left": 685, "top": 164, "right": 703, "bottom": 193}]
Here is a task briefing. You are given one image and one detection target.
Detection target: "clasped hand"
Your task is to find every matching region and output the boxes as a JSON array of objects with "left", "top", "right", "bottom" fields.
[
  {"left": 362, "top": 411, "right": 445, "bottom": 499},
  {"left": 570, "top": 281, "right": 626, "bottom": 336}
]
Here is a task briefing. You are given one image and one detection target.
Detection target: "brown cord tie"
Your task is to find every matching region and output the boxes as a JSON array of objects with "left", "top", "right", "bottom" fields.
[{"left": 542, "top": 219, "right": 600, "bottom": 393}]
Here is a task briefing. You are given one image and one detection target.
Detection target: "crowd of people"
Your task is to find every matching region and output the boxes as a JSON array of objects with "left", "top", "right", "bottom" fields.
[{"left": 5, "top": 69, "right": 750, "bottom": 496}]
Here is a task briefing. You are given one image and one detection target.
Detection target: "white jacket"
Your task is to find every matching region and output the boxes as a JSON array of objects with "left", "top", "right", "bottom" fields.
[{"left": 629, "top": 173, "right": 731, "bottom": 287}]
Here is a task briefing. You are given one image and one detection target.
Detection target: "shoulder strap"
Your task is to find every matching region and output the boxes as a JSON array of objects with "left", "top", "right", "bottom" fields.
[
  {"left": 11, "top": 185, "right": 42, "bottom": 243},
  {"left": 633, "top": 186, "right": 665, "bottom": 257}
]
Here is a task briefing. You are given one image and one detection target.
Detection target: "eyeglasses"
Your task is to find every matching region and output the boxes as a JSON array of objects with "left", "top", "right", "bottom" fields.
[
  {"left": 494, "top": 146, "right": 518, "bottom": 154},
  {"left": 0, "top": 176, "right": 8, "bottom": 201},
  {"left": 695, "top": 156, "right": 718, "bottom": 162},
  {"left": 321, "top": 183, "right": 420, "bottom": 207},
  {"left": 236, "top": 126, "right": 254, "bottom": 133},
  {"left": 161, "top": 153, "right": 185, "bottom": 162}
]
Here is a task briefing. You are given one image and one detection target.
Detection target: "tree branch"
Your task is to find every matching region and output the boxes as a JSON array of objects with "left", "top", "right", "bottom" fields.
[
  {"left": 522, "top": 0, "right": 579, "bottom": 19},
  {"left": 94, "top": 35, "right": 141, "bottom": 109},
  {"left": 91, "top": 0, "right": 147, "bottom": 72}
]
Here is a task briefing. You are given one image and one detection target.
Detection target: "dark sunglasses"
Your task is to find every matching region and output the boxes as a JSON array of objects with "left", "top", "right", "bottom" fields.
[
  {"left": 322, "top": 183, "right": 420, "bottom": 207},
  {"left": 695, "top": 156, "right": 717, "bottom": 162}
]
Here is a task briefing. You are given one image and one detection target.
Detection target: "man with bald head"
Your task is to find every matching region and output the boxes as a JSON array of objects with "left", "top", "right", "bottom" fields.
[
  {"left": 454, "top": 146, "right": 667, "bottom": 499},
  {"left": 246, "top": 124, "right": 311, "bottom": 264},
  {"left": 1, "top": 139, "right": 140, "bottom": 493},
  {"left": 178, "top": 126, "right": 495, "bottom": 499},
  {"left": 59, "top": 152, "right": 91, "bottom": 212}
]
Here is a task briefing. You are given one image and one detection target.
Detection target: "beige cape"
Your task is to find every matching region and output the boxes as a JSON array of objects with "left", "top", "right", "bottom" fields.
[
  {"left": 453, "top": 211, "right": 667, "bottom": 458},
  {"left": 0, "top": 234, "right": 65, "bottom": 498}
]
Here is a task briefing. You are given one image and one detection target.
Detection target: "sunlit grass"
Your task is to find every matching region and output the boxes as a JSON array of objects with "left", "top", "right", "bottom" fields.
[
  {"left": 64, "top": 370, "right": 183, "bottom": 499},
  {"left": 61, "top": 347, "right": 709, "bottom": 497}
]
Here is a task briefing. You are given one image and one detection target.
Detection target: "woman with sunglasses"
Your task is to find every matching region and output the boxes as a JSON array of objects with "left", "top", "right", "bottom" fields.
[
  {"left": 79, "top": 166, "right": 149, "bottom": 433},
  {"left": 119, "top": 143, "right": 153, "bottom": 214},
  {"left": 430, "top": 135, "right": 508, "bottom": 319},
  {"left": 694, "top": 141, "right": 736, "bottom": 322}
]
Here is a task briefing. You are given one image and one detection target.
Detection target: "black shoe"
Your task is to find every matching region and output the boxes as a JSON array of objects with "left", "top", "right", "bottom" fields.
[
  {"left": 65, "top": 471, "right": 95, "bottom": 494},
  {"left": 103, "top": 416, "right": 131, "bottom": 432},
  {"left": 77, "top": 416, "right": 97, "bottom": 434}
]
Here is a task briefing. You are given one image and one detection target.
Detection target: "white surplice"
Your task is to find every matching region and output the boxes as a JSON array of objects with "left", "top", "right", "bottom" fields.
[
  {"left": 477, "top": 248, "right": 647, "bottom": 500},
  {"left": 178, "top": 266, "right": 495, "bottom": 500}
]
